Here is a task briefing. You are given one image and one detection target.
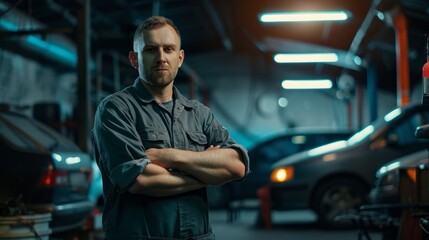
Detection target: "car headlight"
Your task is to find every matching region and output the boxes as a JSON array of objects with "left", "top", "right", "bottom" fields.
[{"left": 270, "top": 166, "right": 294, "bottom": 183}]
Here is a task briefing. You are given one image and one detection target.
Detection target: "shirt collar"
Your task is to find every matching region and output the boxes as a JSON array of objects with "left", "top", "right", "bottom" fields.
[{"left": 132, "top": 78, "right": 195, "bottom": 108}]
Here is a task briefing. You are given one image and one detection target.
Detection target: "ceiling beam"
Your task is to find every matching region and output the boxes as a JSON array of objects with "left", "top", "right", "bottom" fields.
[
  {"left": 201, "top": 0, "right": 233, "bottom": 51},
  {"left": 346, "top": 0, "right": 382, "bottom": 65}
]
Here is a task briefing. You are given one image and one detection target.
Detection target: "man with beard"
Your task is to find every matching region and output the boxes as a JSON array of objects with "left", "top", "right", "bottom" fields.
[{"left": 92, "top": 16, "right": 249, "bottom": 240}]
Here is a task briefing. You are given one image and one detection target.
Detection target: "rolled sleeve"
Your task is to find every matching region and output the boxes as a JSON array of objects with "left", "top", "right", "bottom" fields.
[
  {"left": 229, "top": 144, "right": 250, "bottom": 180},
  {"left": 110, "top": 159, "right": 151, "bottom": 193},
  {"left": 93, "top": 97, "right": 148, "bottom": 193}
]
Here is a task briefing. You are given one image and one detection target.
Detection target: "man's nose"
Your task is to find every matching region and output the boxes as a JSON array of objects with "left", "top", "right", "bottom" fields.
[{"left": 155, "top": 48, "right": 166, "bottom": 62}]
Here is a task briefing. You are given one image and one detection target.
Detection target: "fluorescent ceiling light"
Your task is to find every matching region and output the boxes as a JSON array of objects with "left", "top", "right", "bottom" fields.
[
  {"left": 260, "top": 11, "right": 349, "bottom": 22},
  {"left": 282, "top": 79, "right": 333, "bottom": 89},
  {"left": 274, "top": 53, "right": 338, "bottom": 63}
]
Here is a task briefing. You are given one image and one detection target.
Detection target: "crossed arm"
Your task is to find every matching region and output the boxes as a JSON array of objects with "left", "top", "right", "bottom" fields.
[{"left": 128, "top": 146, "right": 246, "bottom": 197}]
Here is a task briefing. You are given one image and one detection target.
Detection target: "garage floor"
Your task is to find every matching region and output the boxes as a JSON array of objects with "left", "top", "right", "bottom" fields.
[
  {"left": 51, "top": 209, "right": 383, "bottom": 240},
  {"left": 211, "top": 209, "right": 382, "bottom": 240}
]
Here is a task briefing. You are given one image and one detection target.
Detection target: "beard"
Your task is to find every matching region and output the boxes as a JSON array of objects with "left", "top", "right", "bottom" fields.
[{"left": 139, "top": 66, "right": 177, "bottom": 88}]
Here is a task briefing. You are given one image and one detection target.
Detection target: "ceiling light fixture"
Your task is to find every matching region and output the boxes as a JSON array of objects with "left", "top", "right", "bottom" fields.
[
  {"left": 281, "top": 79, "right": 333, "bottom": 89},
  {"left": 260, "top": 11, "right": 349, "bottom": 22},
  {"left": 274, "top": 53, "right": 338, "bottom": 63}
]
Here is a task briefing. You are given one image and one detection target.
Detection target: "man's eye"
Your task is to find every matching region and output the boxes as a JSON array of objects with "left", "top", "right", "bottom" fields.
[
  {"left": 165, "top": 47, "right": 174, "bottom": 52},
  {"left": 144, "top": 48, "right": 155, "bottom": 53}
]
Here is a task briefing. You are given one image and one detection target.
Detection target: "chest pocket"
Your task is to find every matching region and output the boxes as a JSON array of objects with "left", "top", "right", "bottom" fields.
[
  {"left": 138, "top": 129, "right": 169, "bottom": 149},
  {"left": 185, "top": 131, "right": 208, "bottom": 151}
]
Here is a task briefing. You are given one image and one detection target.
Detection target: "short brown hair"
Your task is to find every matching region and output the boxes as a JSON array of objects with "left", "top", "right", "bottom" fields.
[{"left": 133, "top": 16, "right": 181, "bottom": 51}]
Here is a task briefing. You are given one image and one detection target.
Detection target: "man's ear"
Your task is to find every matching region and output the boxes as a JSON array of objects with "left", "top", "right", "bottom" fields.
[
  {"left": 129, "top": 51, "right": 138, "bottom": 69},
  {"left": 178, "top": 49, "right": 185, "bottom": 68}
]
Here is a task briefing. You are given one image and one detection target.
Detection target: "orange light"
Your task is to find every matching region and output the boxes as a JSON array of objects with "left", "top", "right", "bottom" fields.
[
  {"left": 270, "top": 167, "right": 294, "bottom": 183},
  {"left": 406, "top": 168, "right": 417, "bottom": 182}
]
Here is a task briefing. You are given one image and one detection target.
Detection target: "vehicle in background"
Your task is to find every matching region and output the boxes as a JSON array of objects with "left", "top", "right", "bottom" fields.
[
  {"left": 0, "top": 108, "right": 94, "bottom": 233},
  {"left": 89, "top": 160, "right": 104, "bottom": 208},
  {"left": 368, "top": 149, "right": 428, "bottom": 205},
  {"left": 207, "top": 130, "right": 353, "bottom": 208},
  {"left": 362, "top": 150, "right": 429, "bottom": 240},
  {"left": 269, "top": 103, "right": 429, "bottom": 228}
]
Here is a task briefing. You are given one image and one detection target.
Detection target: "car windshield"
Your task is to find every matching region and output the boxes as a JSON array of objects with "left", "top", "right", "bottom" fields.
[
  {"left": 0, "top": 112, "right": 80, "bottom": 152},
  {"left": 347, "top": 107, "right": 402, "bottom": 145}
]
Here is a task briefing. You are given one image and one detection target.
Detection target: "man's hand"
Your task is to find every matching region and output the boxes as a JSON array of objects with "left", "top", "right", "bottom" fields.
[
  {"left": 145, "top": 148, "right": 172, "bottom": 169},
  {"left": 205, "top": 145, "right": 221, "bottom": 151}
]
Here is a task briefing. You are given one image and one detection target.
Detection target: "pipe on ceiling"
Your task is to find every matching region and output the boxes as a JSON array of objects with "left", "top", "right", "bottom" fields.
[
  {"left": 343, "top": 0, "right": 381, "bottom": 128},
  {"left": 202, "top": 0, "right": 233, "bottom": 51},
  {"left": 0, "top": 1, "right": 77, "bottom": 68}
]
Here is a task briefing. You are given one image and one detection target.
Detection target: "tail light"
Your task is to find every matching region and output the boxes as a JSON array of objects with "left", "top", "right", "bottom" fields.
[
  {"left": 38, "top": 169, "right": 69, "bottom": 187},
  {"left": 83, "top": 168, "right": 92, "bottom": 184}
]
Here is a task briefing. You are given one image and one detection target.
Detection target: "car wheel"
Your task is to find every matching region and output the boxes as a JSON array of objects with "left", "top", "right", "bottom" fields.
[
  {"left": 311, "top": 177, "right": 367, "bottom": 228},
  {"left": 207, "top": 185, "right": 231, "bottom": 209}
]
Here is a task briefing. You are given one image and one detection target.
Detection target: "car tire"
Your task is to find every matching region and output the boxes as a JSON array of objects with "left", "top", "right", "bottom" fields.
[{"left": 311, "top": 177, "right": 367, "bottom": 228}]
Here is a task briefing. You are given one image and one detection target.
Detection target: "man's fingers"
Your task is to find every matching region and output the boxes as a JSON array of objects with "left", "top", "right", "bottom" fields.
[{"left": 206, "top": 145, "right": 220, "bottom": 151}]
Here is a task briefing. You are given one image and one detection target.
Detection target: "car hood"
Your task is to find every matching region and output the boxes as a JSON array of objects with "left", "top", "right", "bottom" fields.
[
  {"left": 376, "top": 150, "right": 429, "bottom": 177},
  {"left": 272, "top": 140, "right": 349, "bottom": 168}
]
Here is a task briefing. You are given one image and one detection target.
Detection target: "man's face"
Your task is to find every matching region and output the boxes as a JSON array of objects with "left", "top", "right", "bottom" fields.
[{"left": 136, "top": 25, "right": 184, "bottom": 88}]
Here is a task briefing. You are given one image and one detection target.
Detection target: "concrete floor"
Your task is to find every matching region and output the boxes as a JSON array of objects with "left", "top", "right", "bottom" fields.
[
  {"left": 51, "top": 209, "right": 384, "bottom": 240},
  {"left": 210, "top": 209, "right": 383, "bottom": 240}
]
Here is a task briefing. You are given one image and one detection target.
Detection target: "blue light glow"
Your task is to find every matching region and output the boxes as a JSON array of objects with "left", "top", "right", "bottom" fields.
[
  {"left": 52, "top": 153, "right": 62, "bottom": 162},
  {"left": 0, "top": 19, "right": 77, "bottom": 66},
  {"left": 26, "top": 36, "right": 76, "bottom": 64},
  {"left": 66, "top": 156, "right": 81, "bottom": 165}
]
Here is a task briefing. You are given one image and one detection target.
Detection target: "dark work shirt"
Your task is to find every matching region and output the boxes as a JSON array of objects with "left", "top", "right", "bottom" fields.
[{"left": 92, "top": 78, "right": 250, "bottom": 239}]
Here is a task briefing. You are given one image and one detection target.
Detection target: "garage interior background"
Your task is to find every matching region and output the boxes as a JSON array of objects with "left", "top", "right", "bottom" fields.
[{"left": 0, "top": 0, "right": 428, "bottom": 149}]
